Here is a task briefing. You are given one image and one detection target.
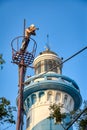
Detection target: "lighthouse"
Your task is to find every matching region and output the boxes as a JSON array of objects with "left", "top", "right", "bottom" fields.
[{"left": 23, "top": 47, "right": 82, "bottom": 130}]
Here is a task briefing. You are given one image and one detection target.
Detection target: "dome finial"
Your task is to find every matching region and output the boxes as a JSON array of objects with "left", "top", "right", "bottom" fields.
[{"left": 45, "top": 34, "right": 50, "bottom": 51}]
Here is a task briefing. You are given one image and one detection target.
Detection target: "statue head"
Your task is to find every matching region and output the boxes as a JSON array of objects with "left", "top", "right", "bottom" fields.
[{"left": 28, "top": 24, "right": 39, "bottom": 35}]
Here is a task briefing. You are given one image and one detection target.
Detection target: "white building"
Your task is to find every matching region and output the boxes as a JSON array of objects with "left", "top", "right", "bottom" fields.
[{"left": 23, "top": 48, "right": 82, "bottom": 130}]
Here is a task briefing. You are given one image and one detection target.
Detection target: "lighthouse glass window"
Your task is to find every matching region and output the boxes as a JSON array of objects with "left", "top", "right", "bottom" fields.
[
  {"left": 35, "top": 61, "right": 41, "bottom": 74},
  {"left": 44, "top": 60, "right": 57, "bottom": 72}
]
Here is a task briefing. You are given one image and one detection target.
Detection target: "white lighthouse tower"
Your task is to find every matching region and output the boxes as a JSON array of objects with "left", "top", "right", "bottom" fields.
[{"left": 23, "top": 48, "right": 82, "bottom": 130}]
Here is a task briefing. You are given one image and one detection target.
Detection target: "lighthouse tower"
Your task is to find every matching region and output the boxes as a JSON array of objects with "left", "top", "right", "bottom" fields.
[{"left": 23, "top": 48, "right": 82, "bottom": 130}]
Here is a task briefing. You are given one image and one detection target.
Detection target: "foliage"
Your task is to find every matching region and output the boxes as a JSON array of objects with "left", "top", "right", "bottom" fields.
[
  {"left": 49, "top": 103, "right": 66, "bottom": 124},
  {"left": 0, "top": 54, "right": 5, "bottom": 69},
  {"left": 0, "top": 97, "right": 16, "bottom": 125},
  {"left": 49, "top": 102, "right": 87, "bottom": 130},
  {"left": 76, "top": 100, "right": 87, "bottom": 130}
]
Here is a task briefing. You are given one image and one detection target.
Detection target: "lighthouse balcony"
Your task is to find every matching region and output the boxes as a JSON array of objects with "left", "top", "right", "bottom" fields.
[
  {"left": 24, "top": 72, "right": 80, "bottom": 91},
  {"left": 24, "top": 72, "right": 82, "bottom": 111}
]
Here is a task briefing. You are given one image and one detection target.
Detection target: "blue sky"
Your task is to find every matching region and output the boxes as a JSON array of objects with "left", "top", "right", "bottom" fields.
[{"left": 0, "top": 0, "right": 87, "bottom": 130}]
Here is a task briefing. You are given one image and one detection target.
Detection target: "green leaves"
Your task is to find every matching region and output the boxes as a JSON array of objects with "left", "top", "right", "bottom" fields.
[
  {"left": 0, "top": 97, "right": 16, "bottom": 125},
  {"left": 78, "top": 101, "right": 87, "bottom": 130},
  {"left": 49, "top": 103, "right": 66, "bottom": 124},
  {"left": 75, "top": 100, "right": 87, "bottom": 130},
  {"left": 0, "top": 54, "right": 5, "bottom": 65},
  {"left": 0, "top": 54, "right": 5, "bottom": 69},
  {"left": 49, "top": 101, "right": 87, "bottom": 129},
  {"left": 79, "top": 119, "right": 87, "bottom": 130}
]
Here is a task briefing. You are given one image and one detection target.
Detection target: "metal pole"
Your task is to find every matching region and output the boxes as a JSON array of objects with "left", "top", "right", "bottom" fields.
[
  {"left": 16, "top": 19, "right": 26, "bottom": 130},
  {"left": 16, "top": 60, "right": 26, "bottom": 130},
  {"left": 11, "top": 23, "right": 38, "bottom": 130},
  {"left": 23, "top": 19, "right": 26, "bottom": 37}
]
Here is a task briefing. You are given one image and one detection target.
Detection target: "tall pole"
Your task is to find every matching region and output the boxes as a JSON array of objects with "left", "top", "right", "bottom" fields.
[
  {"left": 16, "top": 60, "right": 26, "bottom": 130},
  {"left": 23, "top": 19, "right": 26, "bottom": 37},
  {"left": 16, "top": 19, "right": 26, "bottom": 130},
  {"left": 11, "top": 23, "right": 38, "bottom": 130}
]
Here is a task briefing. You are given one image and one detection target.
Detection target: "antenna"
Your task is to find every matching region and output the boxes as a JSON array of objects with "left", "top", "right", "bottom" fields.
[
  {"left": 47, "top": 34, "right": 49, "bottom": 44},
  {"left": 45, "top": 34, "right": 50, "bottom": 50},
  {"left": 23, "top": 19, "right": 26, "bottom": 36}
]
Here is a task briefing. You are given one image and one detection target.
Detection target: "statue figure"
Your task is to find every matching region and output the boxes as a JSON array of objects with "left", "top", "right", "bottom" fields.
[{"left": 20, "top": 24, "right": 38, "bottom": 52}]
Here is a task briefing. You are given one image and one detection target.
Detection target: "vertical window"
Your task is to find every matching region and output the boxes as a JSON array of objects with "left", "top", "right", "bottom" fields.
[
  {"left": 55, "top": 92, "right": 61, "bottom": 101},
  {"left": 69, "top": 99, "right": 72, "bottom": 106},
  {"left": 26, "top": 117, "right": 30, "bottom": 128},
  {"left": 45, "top": 59, "right": 52, "bottom": 71},
  {"left": 64, "top": 94, "right": 68, "bottom": 104},
  {"left": 31, "top": 94, "right": 36, "bottom": 105},
  {"left": 24, "top": 101, "right": 28, "bottom": 113},
  {"left": 48, "top": 60, "right": 53, "bottom": 70},
  {"left": 68, "top": 98, "right": 74, "bottom": 110},
  {"left": 37, "top": 61, "right": 41, "bottom": 74},
  {"left": 47, "top": 91, "right": 53, "bottom": 102},
  {"left": 44, "top": 60, "right": 57, "bottom": 72},
  {"left": 52, "top": 60, "right": 57, "bottom": 72},
  {"left": 44, "top": 60, "right": 48, "bottom": 71},
  {"left": 39, "top": 91, "right": 44, "bottom": 101},
  {"left": 27, "top": 98, "right": 30, "bottom": 108}
]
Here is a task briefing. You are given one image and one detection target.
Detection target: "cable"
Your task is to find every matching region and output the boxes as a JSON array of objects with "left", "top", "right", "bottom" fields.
[
  {"left": 65, "top": 107, "right": 87, "bottom": 130},
  {"left": 46, "top": 46, "right": 87, "bottom": 72},
  {"left": 26, "top": 46, "right": 87, "bottom": 81}
]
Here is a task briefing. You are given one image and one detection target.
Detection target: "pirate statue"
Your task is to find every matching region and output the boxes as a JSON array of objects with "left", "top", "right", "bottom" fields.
[{"left": 20, "top": 24, "right": 38, "bottom": 52}]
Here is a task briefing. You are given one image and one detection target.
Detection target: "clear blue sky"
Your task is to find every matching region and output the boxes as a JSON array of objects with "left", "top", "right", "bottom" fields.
[{"left": 0, "top": 0, "right": 87, "bottom": 130}]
